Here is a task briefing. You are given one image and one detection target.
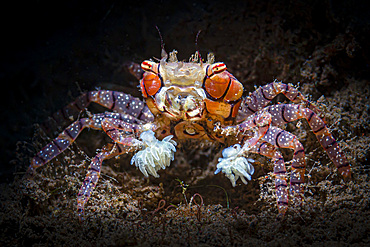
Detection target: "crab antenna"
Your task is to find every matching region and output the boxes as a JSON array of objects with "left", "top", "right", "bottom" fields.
[
  {"left": 155, "top": 25, "right": 167, "bottom": 60},
  {"left": 195, "top": 30, "right": 202, "bottom": 64}
]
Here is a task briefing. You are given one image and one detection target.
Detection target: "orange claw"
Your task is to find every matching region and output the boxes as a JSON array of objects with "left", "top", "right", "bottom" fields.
[
  {"left": 204, "top": 72, "right": 230, "bottom": 99},
  {"left": 203, "top": 65, "right": 243, "bottom": 120},
  {"left": 140, "top": 72, "right": 162, "bottom": 97},
  {"left": 224, "top": 72, "right": 243, "bottom": 102}
]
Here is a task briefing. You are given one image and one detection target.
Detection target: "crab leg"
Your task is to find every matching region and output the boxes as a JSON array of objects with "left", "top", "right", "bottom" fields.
[
  {"left": 249, "top": 141, "right": 289, "bottom": 215},
  {"left": 261, "top": 126, "right": 307, "bottom": 197},
  {"left": 87, "top": 90, "right": 153, "bottom": 121},
  {"left": 266, "top": 104, "right": 351, "bottom": 178},
  {"left": 222, "top": 110, "right": 272, "bottom": 145},
  {"left": 229, "top": 103, "right": 350, "bottom": 214},
  {"left": 101, "top": 119, "right": 178, "bottom": 179},
  {"left": 77, "top": 143, "right": 130, "bottom": 218},
  {"left": 230, "top": 121, "right": 305, "bottom": 209},
  {"left": 43, "top": 90, "right": 153, "bottom": 133},
  {"left": 100, "top": 118, "right": 154, "bottom": 145},
  {"left": 238, "top": 80, "right": 318, "bottom": 120},
  {"left": 29, "top": 112, "right": 140, "bottom": 173}
]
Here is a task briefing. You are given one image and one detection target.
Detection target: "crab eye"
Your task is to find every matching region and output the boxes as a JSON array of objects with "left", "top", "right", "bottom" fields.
[
  {"left": 211, "top": 62, "right": 227, "bottom": 74},
  {"left": 141, "top": 60, "right": 159, "bottom": 73}
]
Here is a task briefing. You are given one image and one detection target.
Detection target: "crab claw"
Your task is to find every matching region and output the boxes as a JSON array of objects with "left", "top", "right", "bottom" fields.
[
  {"left": 131, "top": 130, "right": 177, "bottom": 178},
  {"left": 215, "top": 144, "right": 255, "bottom": 187}
]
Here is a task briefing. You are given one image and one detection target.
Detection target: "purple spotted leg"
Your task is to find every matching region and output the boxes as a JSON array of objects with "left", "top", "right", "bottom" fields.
[
  {"left": 266, "top": 104, "right": 351, "bottom": 178},
  {"left": 237, "top": 80, "right": 320, "bottom": 121},
  {"left": 77, "top": 143, "right": 129, "bottom": 218},
  {"left": 253, "top": 103, "right": 351, "bottom": 213},
  {"left": 29, "top": 112, "right": 141, "bottom": 174},
  {"left": 100, "top": 117, "right": 152, "bottom": 145},
  {"left": 249, "top": 140, "right": 289, "bottom": 215},
  {"left": 261, "top": 126, "right": 307, "bottom": 201},
  {"left": 44, "top": 90, "right": 153, "bottom": 132},
  {"left": 77, "top": 118, "right": 156, "bottom": 218},
  {"left": 31, "top": 88, "right": 154, "bottom": 173}
]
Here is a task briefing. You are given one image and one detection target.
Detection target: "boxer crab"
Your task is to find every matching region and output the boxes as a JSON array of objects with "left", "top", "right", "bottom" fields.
[{"left": 29, "top": 49, "right": 350, "bottom": 217}]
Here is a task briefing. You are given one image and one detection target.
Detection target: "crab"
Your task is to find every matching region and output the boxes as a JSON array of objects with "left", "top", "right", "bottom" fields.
[{"left": 29, "top": 48, "right": 351, "bottom": 217}]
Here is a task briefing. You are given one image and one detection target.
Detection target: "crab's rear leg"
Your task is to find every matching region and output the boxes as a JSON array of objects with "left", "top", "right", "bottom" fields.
[
  {"left": 254, "top": 104, "right": 350, "bottom": 213},
  {"left": 77, "top": 142, "right": 132, "bottom": 219},
  {"left": 29, "top": 112, "right": 140, "bottom": 174},
  {"left": 87, "top": 90, "right": 153, "bottom": 121},
  {"left": 44, "top": 90, "right": 153, "bottom": 133},
  {"left": 238, "top": 80, "right": 320, "bottom": 121},
  {"left": 249, "top": 141, "right": 289, "bottom": 216},
  {"left": 266, "top": 104, "right": 351, "bottom": 178},
  {"left": 261, "top": 126, "right": 307, "bottom": 199}
]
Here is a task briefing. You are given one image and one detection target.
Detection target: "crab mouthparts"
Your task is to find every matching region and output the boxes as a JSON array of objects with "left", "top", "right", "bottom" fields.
[
  {"left": 155, "top": 86, "right": 206, "bottom": 119},
  {"left": 170, "top": 93, "right": 203, "bottom": 118},
  {"left": 176, "top": 94, "right": 194, "bottom": 110}
]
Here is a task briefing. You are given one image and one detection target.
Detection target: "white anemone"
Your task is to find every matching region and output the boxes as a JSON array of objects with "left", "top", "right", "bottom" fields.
[
  {"left": 215, "top": 144, "right": 255, "bottom": 187},
  {"left": 131, "top": 130, "right": 177, "bottom": 178}
]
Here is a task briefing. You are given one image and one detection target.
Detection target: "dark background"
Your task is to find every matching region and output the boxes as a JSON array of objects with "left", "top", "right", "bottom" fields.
[{"left": 1, "top": 0, "right": 222, "bottom": 180}]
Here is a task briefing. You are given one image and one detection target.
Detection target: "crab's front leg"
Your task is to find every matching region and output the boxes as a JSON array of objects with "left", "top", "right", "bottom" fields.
[
  {"left": 216, "top": 111, "right": 291, "bottom": 216},
  {"left": 77, "top": 129, "right": 177, "bottom": 217},
  {"left": 77, "top": 142, "right": 131, "bottom": 218},
  {"left": 101, "top": 118, "right": 177, "bottom": 178},
  {"left": 77, "top": 119, "right": 176, "bottom": 218},
  {"left": 215, "top": 110, "right": 272, "bottom": 186}
]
